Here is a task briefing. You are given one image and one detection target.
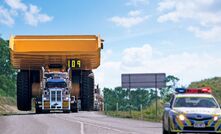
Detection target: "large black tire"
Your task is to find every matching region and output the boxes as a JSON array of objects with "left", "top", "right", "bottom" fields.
[
  {"left": 71, "top": 102, "right": 78, "bottom": 113},
  {"left": 30, "top": 70, "right": 40, "bottom": 83},
  {"left": 80, "top": 70, "right": 94, "bottom": 111},
  {"left": 17, "top": 70, "right": 32, "bottom": 111}
]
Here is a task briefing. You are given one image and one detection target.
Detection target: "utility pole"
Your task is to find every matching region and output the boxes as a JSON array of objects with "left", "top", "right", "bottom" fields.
[
  {"left": 155, "top": 74, "right": 158, "bottom": 121},
  {"left": 129, "top": 74, "right": 131, "bottom": 116},
  {"left": 116, "top": 102, "right": 118, "bottom": 112},
  {"left": 140, "top": 104, "right": 143, "bottom": 120}
]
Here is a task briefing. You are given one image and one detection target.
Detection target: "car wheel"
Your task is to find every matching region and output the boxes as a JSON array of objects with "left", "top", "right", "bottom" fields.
[
  {"left": 168, "top": 119, "right": 177, "bottom": 134},
  {"left": 163, "top": 119, "right": 169, "bottom": 134}
]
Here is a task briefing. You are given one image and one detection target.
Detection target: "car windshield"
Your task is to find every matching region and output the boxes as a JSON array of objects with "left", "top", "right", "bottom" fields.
[
  {"left": 173, "top": 97, "right": 219, "bottom": 108},
  {"left": 46, "top": 82, "right": 67, "bottom": 88}
]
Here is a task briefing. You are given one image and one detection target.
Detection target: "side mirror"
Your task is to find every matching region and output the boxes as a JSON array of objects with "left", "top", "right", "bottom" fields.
[{"left": 164, "top": 103, "right": 171, "bottom": 108}]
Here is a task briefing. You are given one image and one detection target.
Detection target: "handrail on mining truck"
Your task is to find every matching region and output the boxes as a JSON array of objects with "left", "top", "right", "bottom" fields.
[{"left": 10, "top": 35, "right": 103, "bottom": 113}]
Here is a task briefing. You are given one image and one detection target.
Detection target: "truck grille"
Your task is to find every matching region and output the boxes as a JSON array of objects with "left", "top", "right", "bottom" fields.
[
  {"left": 51, "top": 90, "right": 62, "bottom": 102},
  {"left": 57, "top": 91, "right": 61, "bottom": 101}
]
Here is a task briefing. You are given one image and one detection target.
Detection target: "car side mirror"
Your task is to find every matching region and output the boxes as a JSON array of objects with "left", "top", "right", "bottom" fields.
[{"left": 164, "top": 103, "right": 171, "bottom": 108}]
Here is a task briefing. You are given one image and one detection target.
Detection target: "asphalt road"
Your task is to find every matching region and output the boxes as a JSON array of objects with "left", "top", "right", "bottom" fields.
[{"left": 0, "top": 112, "right": 162, "bottom": 134}]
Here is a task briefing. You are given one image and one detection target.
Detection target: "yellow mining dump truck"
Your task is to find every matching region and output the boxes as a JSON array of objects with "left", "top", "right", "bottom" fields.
[{"left": 10, "top": 35, "right": 103, "bottom": 113}]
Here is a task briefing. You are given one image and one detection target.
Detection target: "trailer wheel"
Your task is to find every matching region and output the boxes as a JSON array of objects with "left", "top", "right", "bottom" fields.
[
  {"left": 17, "top": 70, "right": 32, "bottom": 111},
  {"left": 71, "top": 102, "right": 78, "bottom": 113},
  {"left": 35, "top": 105, "right": 42, "bottom": 114},
  {"left": 81, "top": 70, "right": 94, "bottom": 111}
]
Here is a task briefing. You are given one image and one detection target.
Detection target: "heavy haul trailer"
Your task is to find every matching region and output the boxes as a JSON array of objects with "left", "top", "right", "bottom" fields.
[{"left": 10, "top": 35, "right": 103, "bottom": 113}]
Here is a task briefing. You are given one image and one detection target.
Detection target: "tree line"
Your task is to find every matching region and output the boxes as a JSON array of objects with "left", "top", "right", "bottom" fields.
[{"left": 0, "top": 38, "right": 17, "bottom": 97}]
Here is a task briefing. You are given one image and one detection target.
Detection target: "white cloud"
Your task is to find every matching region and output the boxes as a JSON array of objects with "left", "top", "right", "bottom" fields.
[
  {"left": 188, "top": 26, "right": 221, "bottom": 41},
  {"left": 95, "top": 44, "right": 221, "bottom": 88},
  {"left": 0, "top": 0, "right": 53, "bottom": 27},
  {"left": 5, "top": 0, "right": 27, "bottom": 11},
  {"left": 126, "top": 0, "right": 149, "bottom": 6},
  {"left": 157, "top": 0, "right": 175, "bottom": 12},
  {"left": 110, "top": 10, "right": 148, "bottom": 28},
  {"left": 157, "top": 0, "right": 221, "bottom": 41},
  {"left": 94, "top": 49, "right": 121, "bottom": 88},
  {"left": 24, "top": 5, "right": 53, "bottom": 26},
  {"left": 128, "top": 10, "right": 141, "bottom": 17},
  {"left": 122, "top": 44, "right": 152, "bottom": 66},
  {"left": 0, "top": 6, "right": 14, "bottom": 26}
]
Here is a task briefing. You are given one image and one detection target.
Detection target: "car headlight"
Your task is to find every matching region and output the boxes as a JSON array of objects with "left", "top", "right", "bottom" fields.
[
  {"left": 178, "top": 114, "right": 185, "bottom": 121},
  {"left": 214, "top": 116, "right": 219, "bottom": 121}
]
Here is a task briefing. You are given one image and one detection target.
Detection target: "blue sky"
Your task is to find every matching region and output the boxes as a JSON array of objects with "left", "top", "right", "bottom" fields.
[{"left": 1, "top": 0, "right": 221, "bottom": 88}]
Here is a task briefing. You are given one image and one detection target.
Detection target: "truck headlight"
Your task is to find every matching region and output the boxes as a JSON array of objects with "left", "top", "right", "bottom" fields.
[
  {"left": 64, "top": 96, "right": 69, "bottom": 101},
  {"left": 214, "top": 116, "right": 219, "bottom": 121},
  {"left": 43, "top": 96, "right": 49, "bottom": 101},
  {"left": 178, "top": 114, "right": 185, "bottom": 121}
]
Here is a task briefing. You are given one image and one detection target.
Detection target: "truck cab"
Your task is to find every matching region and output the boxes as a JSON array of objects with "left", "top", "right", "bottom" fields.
[{"left": 35, "top": 68, "right": 77, "bottom": 113}]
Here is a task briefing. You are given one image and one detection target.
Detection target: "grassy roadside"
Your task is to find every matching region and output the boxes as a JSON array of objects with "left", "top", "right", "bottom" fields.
[
  {"left": 105, "top": 111, "right": 162, "bottom": 122},
  {"left": 105, "top": 101, "right": 164, "bottom": 122},
  {"left": 0, "top": 96, "right": 17, "bottom": 115}
]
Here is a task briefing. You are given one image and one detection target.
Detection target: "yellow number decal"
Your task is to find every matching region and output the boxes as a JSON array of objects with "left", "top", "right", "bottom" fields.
[
  {"left": 68, "top": 59, "right": 81, "bottom": 68},
  {"left": 72, "top": 60, "right": 75, "bottom": 68},
  {"left": 68, "top": 60, "right": 70, "bottom": 68},
  {"left": 77, "top": 60, "right": 81, "bottom": 68}
]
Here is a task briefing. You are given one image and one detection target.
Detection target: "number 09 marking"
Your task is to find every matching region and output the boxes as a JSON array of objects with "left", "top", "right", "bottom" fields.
[{"left": 68, "top": 59, "right": 81, "bottom": 69}]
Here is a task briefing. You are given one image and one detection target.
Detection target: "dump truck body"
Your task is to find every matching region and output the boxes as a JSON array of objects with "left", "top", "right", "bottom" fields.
[
  {"left": 10, "top": 35, "right": 103, "bottom": 112},
  {"left": 10, "top": 35, "right": 102, "bottom": 70}
]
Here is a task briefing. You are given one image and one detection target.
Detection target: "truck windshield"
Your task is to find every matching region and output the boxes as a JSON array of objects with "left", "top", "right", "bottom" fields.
[
  {"left": 46, "top": 82, "right": 67, "bottom": 88},
  {"left": 173, "top": 97, "right": 219, "bottom": 108}
]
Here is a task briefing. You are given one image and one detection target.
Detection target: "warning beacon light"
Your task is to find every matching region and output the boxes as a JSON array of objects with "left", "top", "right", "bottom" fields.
[
  {"left": 175, "top": 88, "right": 186, "bottom": 93},
  {"left": 175, "top": 87, "right": 212, "bottom": 94}
]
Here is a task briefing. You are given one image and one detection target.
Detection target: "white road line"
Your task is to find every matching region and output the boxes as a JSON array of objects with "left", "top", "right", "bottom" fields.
[
  {"left": 52, "top": 115, "right": 85, "bottom": 134},
  {"left": 79, "top": 120, "right": 84, "bottom": 134},
  {"left": 81, "top": 120, "right": 127, "bottom": 133},
  {"left": 55, "top": 114, "right": 137, "bottom": 134}
]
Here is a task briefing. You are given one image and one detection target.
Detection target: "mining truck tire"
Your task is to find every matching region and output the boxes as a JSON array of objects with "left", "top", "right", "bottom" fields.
[
  {"left": 17, "top": 70, "right": 32, "bottom": 111},
  {"left": 81, "top": 70, "right": 94, "bottom": 111}
]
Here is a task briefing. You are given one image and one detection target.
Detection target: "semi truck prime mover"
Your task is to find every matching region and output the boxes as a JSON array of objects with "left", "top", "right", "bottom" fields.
[{"left": 9, "top": 35, "right": 103, "bottom": 113}]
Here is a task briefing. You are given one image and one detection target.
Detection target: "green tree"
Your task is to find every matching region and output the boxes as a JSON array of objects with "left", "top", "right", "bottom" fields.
[
  {"left": 160, "top": 75, "right": 180, "bottom": 102},
  {"left": 0, "top": 38, "right": 16, "bottom": 97},
  {"left": 189, "top": 77, "right": 221, "bottom": 103}
]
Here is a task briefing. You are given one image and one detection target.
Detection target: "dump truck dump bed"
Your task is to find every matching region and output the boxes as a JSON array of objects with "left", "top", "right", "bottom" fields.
[{"left": 10, "top": 35, "right": 103, "bottom": 70}]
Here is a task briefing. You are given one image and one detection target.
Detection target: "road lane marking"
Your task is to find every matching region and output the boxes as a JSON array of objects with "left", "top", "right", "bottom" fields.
[
  {"left": 79, "top": 120, "right": 84, "bottom": 134},
  {"left": 49, "top": 115, "right": 85, "bottom": 134},
  {"left": 53, "top": 114, "right": 137, "bottom": 134}
]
